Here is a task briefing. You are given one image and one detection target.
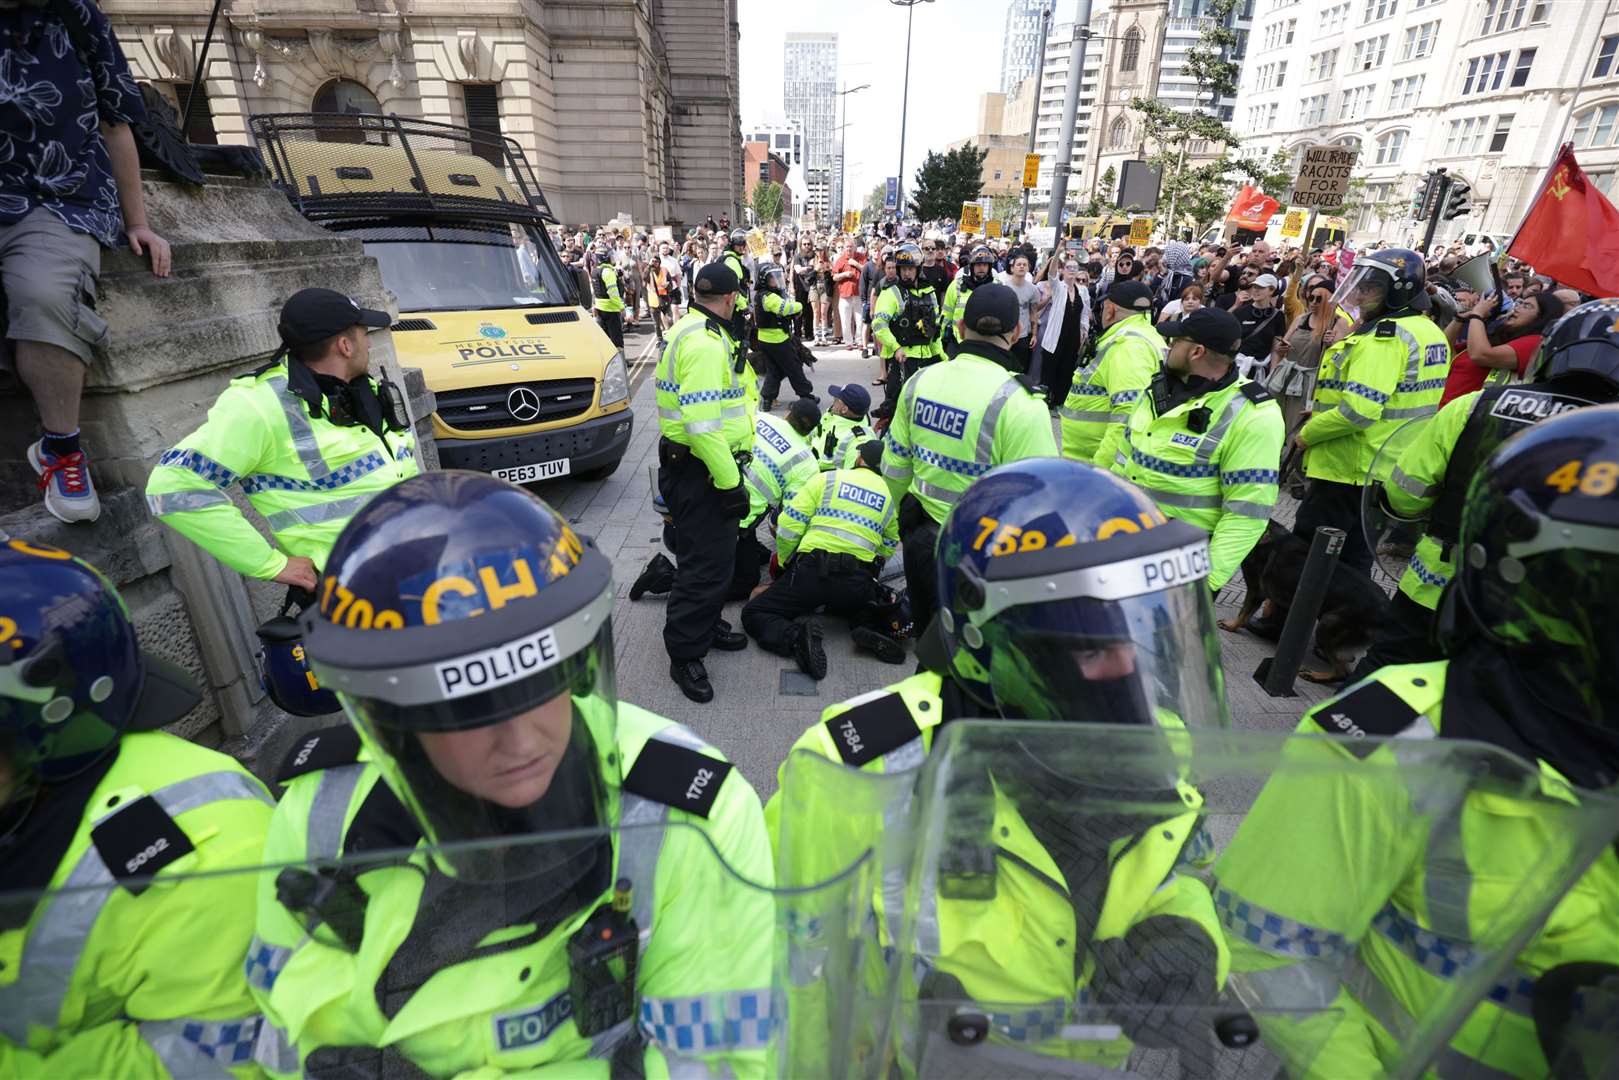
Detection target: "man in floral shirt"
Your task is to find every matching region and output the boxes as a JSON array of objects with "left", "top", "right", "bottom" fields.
[{"left": 1, "top": 0, "right": 170, "bottom": 523}]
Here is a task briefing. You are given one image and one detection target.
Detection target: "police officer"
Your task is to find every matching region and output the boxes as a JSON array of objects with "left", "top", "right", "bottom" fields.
[
  {"left": 1352, "top": 299, "right": 1619, "bottom": 678},
  {"left": 1293, "top": 248, "right": 1449, "bottom": 572},
  {"left": 147, "top": 288, "right": 419, "bottom": 596},
  {"left": 1103, "top": 306, "right": 1285, "bottom": 592},
  {"left": 591, "top": 243, "right": 626, "bottom": 349},
  {"left": 1060, "top": 280, "right": 1166, "bottom": 466},
  {"left": 742, "top": 441, "right": 904, "bottom": 678},
  {"left": 942, "top": 246, "right": 997, "bottom": 350},
  {"left": 738, "top": 398, "right": 823, "bottom": 596},
  {"left": 1214, "top": 404, "right": 1619, "bottom": 1078},
  {"left": 247, "top": 471, "right": 775, "bottom": 1078},
  {"left": 812, "top": 383, "right": 873, "bottom": 471},
  {"left": 765, "top": 459, "right": 1233, "bottom": 1072},
  {"left": 755, "top": 262, "right": 814, "bottom": 411},
  {"left": 723, "top": 228, "right": 754, "bottom": 345},
  {"left": 655, "top": 262, "right": 754, "bottom": 703},
  {"left": 883, "top": 283, "right": 1057, "bottom": 634},
  {"left": 0, "top": 541, "right": 274, "bottom": 1077},
  {"left": 872, "top": 243, "right": 945, "bottom": 415}
]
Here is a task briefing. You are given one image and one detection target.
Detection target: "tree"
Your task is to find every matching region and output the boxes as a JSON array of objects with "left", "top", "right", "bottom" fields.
[
  {"left": 863, "top": 181, "right": 890, "bottom": 220},
  {"left": 990, "top": 192, "right": 1023, "bottom": 229},
  {"left": 908, "top": 143, "right": 989, "bottom": 222},
  {"left": 750, "top": 181, "right": 784, "bottom": 225}
]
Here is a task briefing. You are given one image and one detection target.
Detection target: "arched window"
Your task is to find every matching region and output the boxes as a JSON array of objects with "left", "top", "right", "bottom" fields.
[
  {"left": 1572, "top": 103, "right": 1619, "bottom": 149},
  {"left": 1108, "top": 116, "right": 1131, "bottom": 149},
  {"left": 313, "top": 78, "right": 381, "bottom": 116},
  {"left": 1120, "top": 28, "right": 1142, "bottom": 72},
  {"left": 1334, "top": 134, "right": 1363, "bottom": 154}
]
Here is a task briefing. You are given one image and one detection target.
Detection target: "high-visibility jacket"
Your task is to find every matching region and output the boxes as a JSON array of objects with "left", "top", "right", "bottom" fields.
[
  {"left": 756, "top": 289, "right": 802, "bottom": 345},
  {"left": 882, "top": 343, "right": 1057, "bottom": 525},
  {"left": 722, "top": 251, "right": 752, "bottom": 316},
  {"left": 592, "top": 265, "right": 624, "bottom": 313},
  {"left": 1299, "top": 312, "right": 1449, "bottom": 484},
  {"left": 812, "top": 412, "right": 872, "bottom": 471},
  {"left": 744, "top": 412, "right": 819, "bottom": 528},
  {"left": 1061, "top": 313, "right": 1166, "bottom": 466},
  {"left": 1215, "top": 660, "right": 1619, "bottom": 1079},
  {"left": 1105, "top": 371, "right": 1285, "bottom": 591},
  {"left": 247, "top": 706, "right": 774, "bottom": 1079},
  {"left": 871, "top": 282, "right": 944, "bottom": 363},
  {"left": 777, "top": 466, "right": 899, "bottom": 565},
  {"left": 763, "top": 672, "right": 1228, "bottom": 1072},
  {"left": 655, "top": 309, "right": 752, "bottom": 489},
  {"left": 0, "top": 733, "right": 274, "bottom": 1078},
  {"left": 942, "top": 269, "right": 994, "bottom": 333},
  {"left": 1382, "top": 391, "right": 1476, "bottom": 610},
  {"left": 146, "top": 363, "right": 419, "bottom": 581}
]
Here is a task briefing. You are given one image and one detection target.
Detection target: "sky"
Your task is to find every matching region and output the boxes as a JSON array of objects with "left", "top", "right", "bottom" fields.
[{"left": 736, "top": 0, "right": 1085, "bottom": 213}]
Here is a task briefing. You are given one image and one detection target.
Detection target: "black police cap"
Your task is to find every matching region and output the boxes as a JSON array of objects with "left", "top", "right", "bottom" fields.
[
  {"left": 694, "top": 262, "right": 740, "bottom": 296},
  {"left": 279, "top": 287, "right": 391, "bottom": 347},
  {"left": 1159, "top": 306, "right": 1243, "bottom": 355},
  {"left": 962, "top": 283, "right": 1022, "bottom": 336},
  {"left": 1105, "top": 280, "right": 1155, "bottom": 311}
]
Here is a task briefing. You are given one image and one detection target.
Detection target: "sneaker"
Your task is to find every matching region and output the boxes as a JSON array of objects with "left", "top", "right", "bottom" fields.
[
  {"left": 28, "top": 440, "right": 101, "bottom": 523},
  {"left": 793, "top": 619, "right": 828, "bottom": 679},
  {"left": 852, "top": 626, "right": 907, "bottom": 664}
]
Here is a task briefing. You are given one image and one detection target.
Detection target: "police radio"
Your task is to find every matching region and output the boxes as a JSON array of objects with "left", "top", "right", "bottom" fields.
[{"left": 567, "top": 877, "right": 640, "bottom": 1036}]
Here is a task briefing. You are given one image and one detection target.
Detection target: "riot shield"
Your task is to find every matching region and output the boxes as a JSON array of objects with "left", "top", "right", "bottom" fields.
[
  {"left": 887, "top": 721, "right": 1619, "bottom": 1080},
  {"left": 0, "top": 817, "right": 891, "bottom": 1079},
  {"left": 1361, "top": 416, "right": 1432, "bottom": 582}
]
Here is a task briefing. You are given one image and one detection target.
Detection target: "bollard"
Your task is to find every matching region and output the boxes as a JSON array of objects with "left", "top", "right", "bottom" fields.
[{"left": 1254, "top": 526, "right": 1346, "bottom": 697}]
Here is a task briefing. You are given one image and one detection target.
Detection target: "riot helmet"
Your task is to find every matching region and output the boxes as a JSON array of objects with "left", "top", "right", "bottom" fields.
[
  {"left": 729, "top": 228, "right": 749, "bottom": 250},
  {"left": 758, "top": 262, "right": 787, "bottom": 294},
  {"left": 894, "top": 243, "right": 923, "bottom": 283},
  {"left": 1331, "top": 247, "right": 1425, "bottom": 325},
  {"left": 1531, "top": 298, "right": 1619, "bottom": 390},
  {"left": 1, "top": 541, "right": 200, "bottom": 839},
  {"left": 932, "top": 459, "right": 1228, "bottom": 728},
  {"left": 302, "top": 471, "right": 617, "bottom": 883},
  {"left": 967, "top": 246, "right": 995, "bottom": 284}
]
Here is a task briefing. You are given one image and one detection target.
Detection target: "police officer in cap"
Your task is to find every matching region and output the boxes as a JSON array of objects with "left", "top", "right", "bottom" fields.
[
  {"left": 591, "top": 243, "right": 626, "bottom": 349},
  {"left": 654, "top": 262, "right": 754, "bottom": 703},
  {"left": 942, "top": 245, "right": 998, "bottom": 349},
  {"left": 813, "top": 383, "right": 873, "bottom": 471},
  {"left": 883, "top": 282, "right": 1056, "bottom": 634},
  {"left": 1103, "top": 305, "right": 1284, "bottom": 593},
  {"left": 0, "top": 541, "right": 273, "bottom": 1076},
  {"left": 722, "top": 229, "right": 754, "bottom": 345},
  {"left": 1060, "top": 280, "right": 1166, "bottom": 466},
  {"left": 248, "top": 471, "right": 774, "bottom": 1077}
]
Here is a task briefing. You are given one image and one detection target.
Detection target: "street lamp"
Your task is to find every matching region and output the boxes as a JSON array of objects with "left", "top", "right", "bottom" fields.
[
  {"left": 835, "top": 83, "right": 870, "bottom": 222},
  {"left": 889, "top": 0, "right": 934, "bottom": 218}
]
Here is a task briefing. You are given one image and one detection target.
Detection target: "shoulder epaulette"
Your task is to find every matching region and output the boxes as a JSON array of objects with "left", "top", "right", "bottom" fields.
[
  {"left": 1375, "top": 321, "right": 1398, "bottom": 337},
  {"left": 1239, "top": 381, "right": 1274, "bottom": 404},
  {"left": 1313, "top": 678, "right": 1425, "bottom": 758},
  {"left": 823, "top": 692, "right": 923, "bottom": 766},
  {"left": 1015, "top": 373, "right": 1044, "bottom": 397},
  {"left": 622, "top": 735, "right": 734, "bottom": 819},
  {"left": 276, "top": 724, "right": 362, "bottom": 784},
  {"left": 92, "top": 796, "right": 194, "bottom": 895}
]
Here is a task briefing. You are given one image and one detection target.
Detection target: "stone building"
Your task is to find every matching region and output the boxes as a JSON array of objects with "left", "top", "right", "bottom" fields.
[
  {"left": 103, "top": 0, "right": 743, "bottom": 229},
  {"left": 947, "top": 92, "right": 1031, "bottom": 198}
]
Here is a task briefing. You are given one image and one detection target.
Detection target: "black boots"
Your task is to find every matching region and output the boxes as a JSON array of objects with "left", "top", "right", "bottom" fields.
[
  {"left": 629, "top": 553, "right": 675, "bottom": 601},
  {"left": 794, "top": 619, "right": 828, "bottom": 679}
]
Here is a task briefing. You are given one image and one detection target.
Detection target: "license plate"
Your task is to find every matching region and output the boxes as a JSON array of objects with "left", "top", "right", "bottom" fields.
[{"left": 492, "top": 458, "right": 572, "bottom": 484}]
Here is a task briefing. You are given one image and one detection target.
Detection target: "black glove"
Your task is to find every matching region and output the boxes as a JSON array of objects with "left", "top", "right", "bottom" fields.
[
  {"left": 1091, "top": 915, "right": 1220, "bottom": 1051},
  {"left": 717, "top": 482, "right": 750, "bottom": 521}
]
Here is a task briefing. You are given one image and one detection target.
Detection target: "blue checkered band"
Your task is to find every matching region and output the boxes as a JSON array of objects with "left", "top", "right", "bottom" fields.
[
  {"left": 1215, "top": 887, "right": 1349, "bottom": 959},
  {"left": 679, "top": 387, "right": 746, "bottom": 406},
  {"left": 914, "top": 445, "right": 992, "bottom": 477},
  {"left": 1371, "top": 901, "right": 1485, "bottom": 981},
  {"left": 1343, "top": 381, "right": 1390, "bottom": 405},
  {"left": 244, "top": 936, "right": 293, "bottom": 992},
  {"left": 817, "top": 507, "right": 884, "bottom": 532},
  {"left": 1315, "top": 378, "right": 1345, "bottom": 392},
  {"left": 241, "top": 451, "right": 389, "bottom": 495},
  {"left": 760, "top": 455, "right": 786, "bottom": 487},
  {"left": 1395, "top": 377, "right": 1447, "bottom": 394},
  {"left": 656, "top": 379, "right": 680, "bottom": 394},
  {"left": 885, "top": 436, "right": 912, "bottom": 459},
  {"left": 394, "top": 442, "right": 414, "bottom": 461},
  {"left": 158, "top": 448, "right": 238, "bottom": 488},
  {"left": 1485, "top": 971, "right": 1538, "bottom": 1017},
  {"left": 782, "top": 505, "right": 811, "bottom": 524},
  {"left": 1130, "top": 449, "right": 1219, "bottom": 479},
  {"left": 640, "top": 990, "right": 775, "bottom": 1053},
  {"left": 1111, "top": 389, "right": 1142, "bottom": 406},
  {"left": 1408, "top": 552, "right": 1450, "bottom": 587},
  {"left": 1068, "top": 384, "right": 1110, "bottom": 398},
  {"left": 1221, "top": 469, "right": 1280, "bottom": 486},
  {"left": 987, "top": 1000, "right": 1066, "bottom": 1043},
  {"left": 182, "top": 1017, "right": 262, "bottom": 1064}
]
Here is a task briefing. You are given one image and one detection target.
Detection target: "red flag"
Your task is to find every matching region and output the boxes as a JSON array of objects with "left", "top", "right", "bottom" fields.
[
  {"left": 1226, "top": 185, "right": 1282, "bottom": 230},
  {"left": 1507, "top": 145, "right": 1619, "bottom": 296}
]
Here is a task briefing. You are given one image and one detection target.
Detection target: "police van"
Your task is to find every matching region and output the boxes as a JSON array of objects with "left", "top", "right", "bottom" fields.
[{"left": 253, "top": 114, "right": 631, "bottom": 483}]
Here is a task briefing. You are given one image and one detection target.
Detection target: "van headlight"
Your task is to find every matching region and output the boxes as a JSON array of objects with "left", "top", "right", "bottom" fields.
[{"left": 600, "top": 351, "right": 629, "bottom": 407}]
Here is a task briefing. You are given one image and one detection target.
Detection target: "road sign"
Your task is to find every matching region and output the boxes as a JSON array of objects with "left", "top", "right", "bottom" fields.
[
  {"left": 959, "top": 203, "right": 984, "bottom": 233},
  {"left": 1279, "top": 208, "right": 1308, "bottom": 240},
  {"left": 884, "top": 177, "right": 898, "bottom": 211},
  {"left": 745, "top": 228, "right": 769, "bottom": 260},
  {"left": 1289, "top": 145, "right": 1358, "bottom": 210},
  {"left": 986, "top": 219, "right": 1002, "bottom": 238},
  {"left": 1128, "top": 216, "right": 1153, "bottom": 246},
  {"left": 1022, "top": 153, "right": 1042, "bottom": 189}
]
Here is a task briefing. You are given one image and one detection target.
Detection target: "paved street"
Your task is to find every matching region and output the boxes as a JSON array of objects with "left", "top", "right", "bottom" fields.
[{"left": 533, "top": 325, "right": 1339, "bottom": 797}]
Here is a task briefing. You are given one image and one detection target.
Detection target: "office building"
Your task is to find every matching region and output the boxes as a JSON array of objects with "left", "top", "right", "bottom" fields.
[{"left": 1002, "top": 0, "right": 1052, "bottom": 93}]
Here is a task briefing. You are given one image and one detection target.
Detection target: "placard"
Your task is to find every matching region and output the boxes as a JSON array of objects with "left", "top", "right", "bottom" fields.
[
  {"left": 745, "top": 228, "right": 769, "bottom": 260},
  {"left": 1279, "top": 208, "right": 1308, "bottom": 240},
  {"left": 1290, "top": 145, "right": 1359, "bottom": 210},
  {"left": 1128, "top": 217, "right": 1153, "bottom": 246},
  {"left": 959, "top": 203, "right": 984, "bottom": 233}
]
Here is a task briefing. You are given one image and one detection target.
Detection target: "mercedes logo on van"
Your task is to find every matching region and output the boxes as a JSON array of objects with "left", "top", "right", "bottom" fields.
[{"left": 507, "top": 386, "right": 542, "bottom": 422}]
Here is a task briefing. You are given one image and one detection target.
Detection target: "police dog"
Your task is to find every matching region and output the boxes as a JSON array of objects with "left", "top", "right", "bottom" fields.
[{"left": 1219, "top": 520, "right": 1391, "bottom": 684}]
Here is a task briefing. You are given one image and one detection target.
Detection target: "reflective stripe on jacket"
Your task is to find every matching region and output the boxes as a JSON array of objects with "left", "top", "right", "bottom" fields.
[
  {"left": 778, "top": 467, "right": 900, "bottom": 564},
  {"left": 593, "top": 265, "right": 624, "bottom": 313},
  {"left": 655, "top": 310, "right": 752, "bottom": 488},
  {"left": 745, "top": 412, "right": 819, "bottom": 526},
  {"left": 1061, "top": 313, "right": 1166, "bottom": 466},
  {"left": 872, "top": 284, "right": 944, "bottom": 362}
]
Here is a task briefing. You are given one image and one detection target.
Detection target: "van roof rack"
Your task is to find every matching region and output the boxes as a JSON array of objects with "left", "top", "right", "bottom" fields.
[{"left": 250, "top": 113, "right": 557, "bottom": 226}]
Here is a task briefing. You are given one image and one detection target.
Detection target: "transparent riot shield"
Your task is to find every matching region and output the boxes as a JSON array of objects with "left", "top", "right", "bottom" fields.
[
  {"left": 1361, "top": 416, "right": 1432, "bottom": 583},
  {"left": 886, "top": 721, "right": 1619, "bottom": 1080},
  {"left": 0, "top": 818, "right": 893, "bottom": 1080}
]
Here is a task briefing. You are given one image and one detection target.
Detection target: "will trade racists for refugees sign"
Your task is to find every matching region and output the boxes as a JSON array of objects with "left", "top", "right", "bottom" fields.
[{"left": 1290, "top": 145, "right": 1358, "bottom": 210}]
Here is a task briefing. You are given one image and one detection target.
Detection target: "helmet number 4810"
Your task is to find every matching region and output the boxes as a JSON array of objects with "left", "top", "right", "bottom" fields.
[{"left": 1544, "top": 459, "right": 1618, "bottom": 496}]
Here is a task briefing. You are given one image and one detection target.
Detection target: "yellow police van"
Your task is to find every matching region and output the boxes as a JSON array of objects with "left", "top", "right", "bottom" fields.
[{"left": 252, "top": 113, "right": 631, "bottom": 483}]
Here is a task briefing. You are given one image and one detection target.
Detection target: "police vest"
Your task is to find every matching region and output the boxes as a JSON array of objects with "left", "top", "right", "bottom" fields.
[
  {"left": 744, "top": 412, "right": 818, "bottom": 525},
  {"left": 885, "top": 285, "right": 941, "bottom": 347},
  {"left": 797, "top": 467, "right": 899, "bottom": 562},
  {"left": 816, "top": 413, "right": 870, "bottom": 470},
  {"left": 756, "top": 289, "right": 791, "bottom": 332},
  {"left": 592, "top": 265, "right": 612, "bottom": 300}
]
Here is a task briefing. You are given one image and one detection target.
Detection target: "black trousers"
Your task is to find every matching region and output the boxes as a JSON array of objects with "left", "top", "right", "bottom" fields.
[
  {"left": 659, "top": 439, "right": 740, "bottom": 660},
  {"left": 880, "top": 351, "right": 939, "bottom": 414},
  {"left": 729, "top": 518, "right": 770, "bottom": 601},
  {"left": 742, "top": 550, "right": 880, "bottom": 655},
  {"left": 759, "top": 340, "right": 814, "bottom": 405},
  {"left": 1348, "top": 589, "right": 1441, "bottom": 683},
  {"left": 1293, "top": 478, "right": 1373, "bottom": 573},
  {"left": 595, "top": 309, "right": 624, "bottom": 350},
  {"left": 900, "top": 495, "right": 942, "bottom": 638}
]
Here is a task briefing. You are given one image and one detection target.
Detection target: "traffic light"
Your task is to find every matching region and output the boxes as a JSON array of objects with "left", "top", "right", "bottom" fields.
[
  {"left": 1410, "top": 173, "right": 1433, "bottom": 219},
  {"left": 1443, "top": 178, "right": 1472, "bottom": 220}
]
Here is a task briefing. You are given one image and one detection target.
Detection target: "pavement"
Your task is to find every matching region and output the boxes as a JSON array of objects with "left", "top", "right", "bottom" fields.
[{"left": 533, "top": 319, "right": 1346, "bottom": 798}]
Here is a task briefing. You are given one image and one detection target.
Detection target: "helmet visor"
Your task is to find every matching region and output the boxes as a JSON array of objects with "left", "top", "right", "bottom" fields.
[{"left": 1331, "top": 263, "right": 1390, "bottom": 326}]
